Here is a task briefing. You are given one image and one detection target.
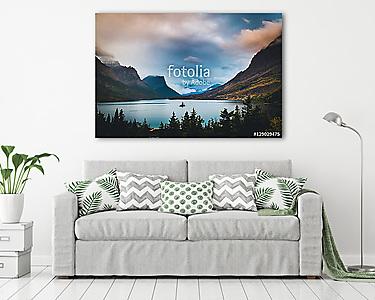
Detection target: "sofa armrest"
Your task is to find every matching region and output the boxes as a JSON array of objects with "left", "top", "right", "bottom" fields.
[
  {"left": 52, "top": 191, "right": 77, "bottom": 276},
  {"left": 297, "top": 191, "right": 323, "bottom": 276}
]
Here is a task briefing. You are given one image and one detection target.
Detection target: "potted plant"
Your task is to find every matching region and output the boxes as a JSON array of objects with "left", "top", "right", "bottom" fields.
[{"left": 0, "top": 145, "right": 59, "bottom": 223}]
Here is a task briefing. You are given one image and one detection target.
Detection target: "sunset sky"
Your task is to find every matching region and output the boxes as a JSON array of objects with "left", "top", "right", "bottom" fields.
[{"left": 96, "top": 13, "right": 282, "bottom": 94}]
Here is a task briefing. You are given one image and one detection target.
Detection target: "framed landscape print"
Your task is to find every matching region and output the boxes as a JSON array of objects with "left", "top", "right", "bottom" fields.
[{"left": 95, "top": 13, "right": 282, "bottom": 138}]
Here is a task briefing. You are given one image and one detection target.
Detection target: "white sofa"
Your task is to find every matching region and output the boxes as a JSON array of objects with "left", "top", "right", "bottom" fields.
[{"left": 53, "top": 160, "right": 322, "bottom": 277}]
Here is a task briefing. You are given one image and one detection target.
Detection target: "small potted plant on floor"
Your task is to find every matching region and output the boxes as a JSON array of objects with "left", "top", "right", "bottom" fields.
[{"left": 0, "top": 145, "right": 59, "bottom": 223}]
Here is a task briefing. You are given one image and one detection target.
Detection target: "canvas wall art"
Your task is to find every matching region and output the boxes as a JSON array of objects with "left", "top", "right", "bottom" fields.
[{"left": 95, "top": 13, "right": 282, "bottom": 138}]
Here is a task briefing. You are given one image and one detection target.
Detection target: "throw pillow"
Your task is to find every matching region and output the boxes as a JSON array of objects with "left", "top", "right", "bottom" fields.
[
  {"left": 117, "top": 171, "right": 168, "bottom": 210},
  {"left": 159, "top": 181, "right": 214, "bottom": 215},
  {"left": 65, "top": 169, "right": 119, "bottom": 217},
  {"left": 209, "top": 174, "right": 257, "bottom": 211},
  {"left": 254, "top": 169, "right": 307, "bottom": 210}
]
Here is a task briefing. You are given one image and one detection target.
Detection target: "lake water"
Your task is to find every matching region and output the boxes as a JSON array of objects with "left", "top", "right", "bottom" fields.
[{"left": 97, "top": 99, "right": 245, "bottom": 128}]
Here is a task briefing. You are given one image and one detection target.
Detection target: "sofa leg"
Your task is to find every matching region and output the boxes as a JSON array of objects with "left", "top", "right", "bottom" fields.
[{"left": 305, "top": 276, "right": 320, "bottom": 279}]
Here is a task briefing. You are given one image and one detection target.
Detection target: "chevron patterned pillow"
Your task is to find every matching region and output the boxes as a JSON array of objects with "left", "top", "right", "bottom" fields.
[
  {"left": 209, "top": 174, "right": 257, "bottom": 211},
  {"left": 117, "top": 171, "right": 168, "bottom": 210}
]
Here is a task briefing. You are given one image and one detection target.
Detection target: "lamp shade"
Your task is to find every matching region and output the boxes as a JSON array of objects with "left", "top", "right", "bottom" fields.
[{"left": 323, "top": 112, "right": 344, "bottom": 126}]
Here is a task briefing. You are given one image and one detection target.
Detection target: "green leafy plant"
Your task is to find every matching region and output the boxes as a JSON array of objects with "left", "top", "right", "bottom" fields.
[{"left": 0, "top": 145, "right": 59, "bottom": 194}]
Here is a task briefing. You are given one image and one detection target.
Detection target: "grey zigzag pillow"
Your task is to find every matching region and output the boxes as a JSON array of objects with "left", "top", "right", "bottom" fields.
[
  {"left": 209, "top": 174, "right": 257, "bottom": 211},
  {"left": 117, "top": 171, "right": 168, "bottom": 210}
]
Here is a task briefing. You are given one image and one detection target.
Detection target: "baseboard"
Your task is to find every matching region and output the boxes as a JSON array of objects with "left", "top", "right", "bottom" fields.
[
  {"left": 340, "top": 254, "right": 375, "bottom": 265},
  {"left": 32, "top": 255, "right": 51, "bottom": 266}
]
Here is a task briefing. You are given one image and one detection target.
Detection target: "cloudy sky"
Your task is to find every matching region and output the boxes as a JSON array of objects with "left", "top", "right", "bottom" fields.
[{"left": 96, "top": 13, "right": 282, "bottom": 94}]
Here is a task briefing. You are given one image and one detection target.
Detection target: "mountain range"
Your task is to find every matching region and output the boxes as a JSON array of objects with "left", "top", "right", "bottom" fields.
[
  {"left": 96, "top": 58, "right": 180, "bottom": 102},
  {"left": 182, "top": 84, "right": 222, "bottom": 96},
  {"left": 96, "top": 34, "right": 281, "bottom": 104},
  {"left": 143, "top": 76, "right": 180, "bottom": 98},
  {"left": 192, "top": 35, "right": 282, "bottom": 103}
]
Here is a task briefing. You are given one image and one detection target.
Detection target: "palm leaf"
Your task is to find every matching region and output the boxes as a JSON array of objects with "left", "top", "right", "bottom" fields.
[
  {"left": 80, "top": 191, "right": 102, "bottom": 216},
  {"left": 108, "top": 169, "right": 117, "bottom": 176},
  {"left": 277, "top": 178, "right": 300, "bottom": 209},
  {"left": 254, "top": 187, "right": 275, "bottom": 209},
  {"left": 65, "top": 181, "right": 78, "bottom": 193},
  {"left": 66, "top": 180, "right": 91, "bottom": 199},
  {"left": 97, "top": 176, "right": 119, "bottom": 203},
  {"left": 297, "top": 177, "right": 308, "bottom": 187},
  {"left": 270, "top": 203, "right": 280, "bottom": 210},
  {"left": 255, "top": 169, "right": 273, "bottom": 186},
  {"left": 102, "top": 203, "right": 115, "bottom": 210}
]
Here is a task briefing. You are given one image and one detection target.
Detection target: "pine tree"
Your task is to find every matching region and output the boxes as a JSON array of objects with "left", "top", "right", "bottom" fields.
[
  {"left": 168, "top": 112, "right": 180, "bottom": 130},
  {"left": 189, "top": 108, "right": 204, "bottom": 133},
  {"left": 119, "top": 109, "right": 125, "bottom": 122},
  {"left": 114, "top": 108, "right": 119, "bottom": 123},
  {"left": 142, "top": 118, "right": 149, "bottom": 129},
  {"left": 181, "top": 112, "right": 190, "bottom": 132},
  {"left": 196, "top": 115, "right": 204, "bottom": 130},
  {"left": 219, "top": 108, "right": 232, "bottom": 133},
  {"left": 232, "top": 105, "right": 242, "bottom": 133}
]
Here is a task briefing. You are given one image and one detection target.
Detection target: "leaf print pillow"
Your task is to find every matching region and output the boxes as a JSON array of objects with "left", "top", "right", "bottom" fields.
[
  {"left": 65, "top": 169, "right": 120, "bottom": 217},
  {"left": 254, "top": 169, "right": 307, "bottom": 210}
]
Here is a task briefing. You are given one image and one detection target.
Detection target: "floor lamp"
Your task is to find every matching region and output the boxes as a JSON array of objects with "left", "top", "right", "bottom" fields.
[{"left": 323, "top": 112, "right": 375, "bottom": 272}]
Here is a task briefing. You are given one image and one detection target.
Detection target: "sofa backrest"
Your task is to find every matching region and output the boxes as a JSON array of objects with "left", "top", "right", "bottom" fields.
[
  {"left": 83, "top": 160, "right": 188, "bottom": 182},
  {"left": 83, "top": 160, "right": 292, "bottom": 182},
  {"left": 188, "top": 160, "right": 292, "bottom": 181}
]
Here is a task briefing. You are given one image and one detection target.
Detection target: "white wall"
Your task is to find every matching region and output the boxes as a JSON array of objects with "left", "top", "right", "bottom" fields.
[{"left": 1, "top": 0, "right": 375, "bottom": 265}]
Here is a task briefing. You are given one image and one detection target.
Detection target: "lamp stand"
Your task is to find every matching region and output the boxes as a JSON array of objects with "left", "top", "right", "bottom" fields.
[{"left": 343, "top": 124, "right": 375, "bottom": 273}]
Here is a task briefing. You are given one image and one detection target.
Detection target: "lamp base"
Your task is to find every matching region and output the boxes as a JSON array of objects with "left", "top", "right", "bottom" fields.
[{"left": 347, "top": 265, "right": 375, "bottom": 273}]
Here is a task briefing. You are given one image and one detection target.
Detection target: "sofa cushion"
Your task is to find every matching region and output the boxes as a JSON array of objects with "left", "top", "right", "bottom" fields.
[
  {"left": 75, "top": 210, "right": 187, "bottom": 241},
  {"left": 188, "top": 211, "right": 300, "bottom": 241}
]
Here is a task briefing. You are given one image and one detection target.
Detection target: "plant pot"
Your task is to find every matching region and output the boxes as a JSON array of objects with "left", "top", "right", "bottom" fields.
[{"left": 0, "top": 194, "right": 24, "bottom": 223}]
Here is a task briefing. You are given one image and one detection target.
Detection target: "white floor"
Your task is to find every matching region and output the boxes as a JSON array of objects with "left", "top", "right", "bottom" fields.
[{"left": 0, "top": 266, "right": 374, "bottom": 300}]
